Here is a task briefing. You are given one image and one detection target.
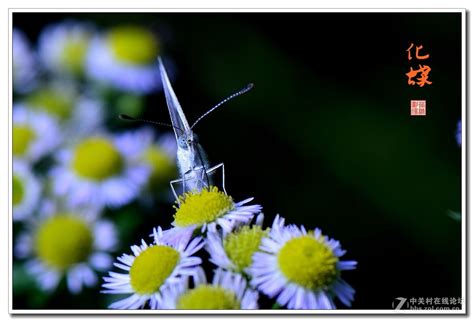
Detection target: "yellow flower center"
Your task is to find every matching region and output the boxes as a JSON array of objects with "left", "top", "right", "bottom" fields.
[
  {"left": 143, "top": 146, "right": 176, "bottom": 188},
  {"left": 129, "top": 245, "right": 180, "bottom": 295},
  {"left": 224, "top": 226, "right": 267, "bottom": 272},
  {"left": 35, "top": 214, "right": 93, "bottom": 270},
  {"left": 27, "top": 88, "right": 73, "bottom": 120},
  {"left": 107, "top": 26, "right": 159, "bottom": 65},
  {"left": 174, "top": 186, "right": 234, "bottom": 228},
  {"left": 71, "top": 137, "right": 123, "bottom": 181},
  {"left": 60, "top": 36, "right": 90, "bottom": 74},
  {"left": 277, "top": 235, "right": 338, "bottom": 290},
  {"left": 176, "top": 285, "right": 240, "bottom": 309},
  {"left": 12, "top": 174, "right": 25, "bottom": 206},
  {"left": 13, "top": 125, "right": 36, "bottom": 156}
]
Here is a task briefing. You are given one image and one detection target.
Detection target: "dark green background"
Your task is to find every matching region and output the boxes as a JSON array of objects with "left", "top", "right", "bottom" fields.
[{"left": 13, "top": 12, "right": 463, "bottom": 310}]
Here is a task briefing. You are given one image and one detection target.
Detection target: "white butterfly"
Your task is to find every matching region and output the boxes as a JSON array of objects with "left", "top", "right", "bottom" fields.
[{"left": 157, "top": 58, "right": 253, "bottom": 201}]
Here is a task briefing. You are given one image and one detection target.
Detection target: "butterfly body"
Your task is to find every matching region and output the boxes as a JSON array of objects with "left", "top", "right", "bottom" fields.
[{"left": 176, "top": 133, "right": 210, "bottom": 192}]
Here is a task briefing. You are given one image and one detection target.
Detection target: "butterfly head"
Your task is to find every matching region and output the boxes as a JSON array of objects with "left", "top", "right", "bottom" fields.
[{"left": 178, "top": 131, "right": 199, "bottom": 150}]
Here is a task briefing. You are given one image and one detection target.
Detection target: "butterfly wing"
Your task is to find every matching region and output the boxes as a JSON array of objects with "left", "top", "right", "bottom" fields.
[{"left": 158, "top": 57, "right": 191, "bottom": 140}]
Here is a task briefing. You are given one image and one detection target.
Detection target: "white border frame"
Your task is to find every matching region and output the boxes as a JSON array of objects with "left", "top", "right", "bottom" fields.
[{"left": 8, "top": 8, "right": 467, "bottom": 315}]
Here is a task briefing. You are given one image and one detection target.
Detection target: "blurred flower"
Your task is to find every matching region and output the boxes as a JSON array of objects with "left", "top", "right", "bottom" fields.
[
  {"left": 164, "top": 186, "right": 262, "bottom": 240},
  {"left": 141, "top": 132, "right": 177, "bottom": 189},
  {"left": 160, "top": 268, "right": 259, "bottom": 309},
  {"left": 86, "top": 26, "right": 161, "bottom": 94},
  {"left": 206, "top": 213, "right": 268, "bottom": 273},
  {"left": 456, "top": 120, "right": 461, "bottom": 146},
  {"left": 38, "top": 20, "right": 94, "bottom": 76},
  {"left": 51, "top": 133, "right": 151, "bottom": 208},
  {"left": 12, "top": 159, "right": 41, "bottom": 221},
  {"left": 102, "top": 226, "right": 204, "bottom": 309},
  {"left": 13, "top": 105, "right": 62, "bottom": 162},
  {"left": 12, "top": 29, "right": 38, "bottom": 93},
  {"left": 24, "top": 83, "right": 104, "bottom": 137},
  {"left": 248, "top": 218, "right": 357, "bottom": 309},
  {"left": 15, "top": 201, "right": 117, "bottom": 294},
  {"left": 118, "top": 128, "right": 176, "bottom": 191}
]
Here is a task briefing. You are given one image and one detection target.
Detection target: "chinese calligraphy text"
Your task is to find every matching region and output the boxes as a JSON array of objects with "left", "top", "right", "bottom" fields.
[{"left": 406, "top": 43, "right": 432, "bottom": 87}]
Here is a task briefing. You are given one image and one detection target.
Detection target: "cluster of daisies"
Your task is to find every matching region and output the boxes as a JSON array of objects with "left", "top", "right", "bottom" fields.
[
  {"left": 13, "top": 20, "right": 357, "bottom": 310},
  {"left": 13, "top": 21, "right": 177, "bottom": 296},
  {"left": 102, "top": 187, "right": 357, "bottom": 310}
]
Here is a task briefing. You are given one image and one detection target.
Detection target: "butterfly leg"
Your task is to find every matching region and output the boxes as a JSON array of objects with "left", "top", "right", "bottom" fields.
[
  {"left": 169, "top": 178, "right": 182, "bottom": 204},
  {"left": 170, "top": 172, "right": 200, "bottom": 203},
  {"left": 182, "top": 174, "right": 186, "bottom": 195},
  {"left": 206, "top": 163, "right": 226, "bottom": 194}
]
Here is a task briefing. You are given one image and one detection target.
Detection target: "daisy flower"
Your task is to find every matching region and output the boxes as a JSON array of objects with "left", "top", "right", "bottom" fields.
[
  {"left": 456, "top": 120, "right": 462, "bottom": 147},
  {"left": 12, "top": 28, "right": 37, "bottom": 93},
  {"left": 118, "top": 127, "right": 177, "bottom": 191},
  {"left": 160, "top": 268, "right": 259, "bottom": 309},
  {"left": 24, "top": 83, "right": 104, "bottom": 137},
  {"left": 86, "top": 25, "right": 162, "bottom": 94},
  {"left": 38, "top": 20, "right": 94, "bottom": 76},
  {"left": 141, "top": 132, "right": 177, "bottom": 190},
  {"left": 205, "top": 213, "right": 271, "bottom": 273},
  {"left": 12, "top": 159, "right": 41, "bottom": 221},
  {"left": 102, "top": 226, "right": 204, "bottom": 309},
  {"left": 51, "top": 132, "right": 151, "bottom": 208},
  {"left": 248, "top": 219, "right": 357, "bottom": 309},
  {"left": 12, "top": 105, "right": 61, "bottom": 162},
  {"left": 164, "top": 186, "right": 262, "bottom": 241},
  {"left": 14, "top": 200, "right": 117, "bottom": 294}
]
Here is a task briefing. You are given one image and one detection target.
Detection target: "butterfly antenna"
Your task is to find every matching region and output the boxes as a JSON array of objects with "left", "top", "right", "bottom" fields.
[
  {"left": 190, "top": 83, "right": 254, "bottom": 130},
  {"left": 119, "top": 114, "right": 184, "bottom": 134}
]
